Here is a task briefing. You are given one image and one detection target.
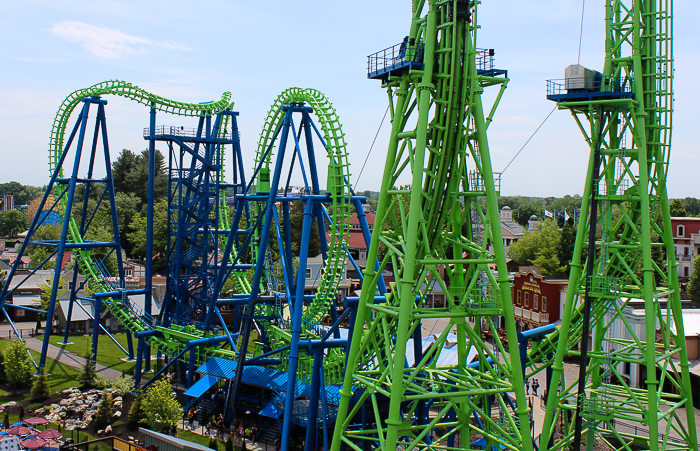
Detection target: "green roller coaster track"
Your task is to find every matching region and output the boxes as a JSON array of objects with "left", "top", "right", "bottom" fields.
[
  {"left": 332, "top": 1, "right": 532, "bottom": 450},
  {"left": 526, "top": 1, "right": 699, "bottom": 450},
  {"left": 46, "top": 81, "right": 353, "bottom": 384}
]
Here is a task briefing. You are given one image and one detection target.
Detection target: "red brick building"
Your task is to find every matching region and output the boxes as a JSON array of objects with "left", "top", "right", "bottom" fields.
[{"left": 511, "top": 269, "right": 568, "bottom": 330}]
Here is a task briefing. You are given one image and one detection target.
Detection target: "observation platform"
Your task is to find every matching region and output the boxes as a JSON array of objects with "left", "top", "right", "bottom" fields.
[
  {"left": 144, "top": 125, "right": 240, "bottom": 144},
  {"left": 546, "top": 76, "right": 634, "bottom": 102},
  {"left": 367, "top": 43, "right": 507, "bottom": 81},
  {"left": 367, "top": 39, "right": 424, "bottom": 81}
]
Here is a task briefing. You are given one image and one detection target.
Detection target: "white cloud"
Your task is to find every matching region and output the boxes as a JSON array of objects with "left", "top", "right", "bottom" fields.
[{"left": 49, "top": 20, "right": 193, "bottom": 59}]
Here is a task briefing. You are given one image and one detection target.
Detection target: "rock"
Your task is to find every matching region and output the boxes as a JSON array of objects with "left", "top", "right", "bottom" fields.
[
  {"left": 98, "top": 430, "right": 104, "bottom": 436},
  {"left": 61, "top": 389, "right": 74, "bottom": 395},
  {"left": 113, "top": 411, "right": 121, "bottom": 418},
  {"left": 114, "top": 397, "right": 122, "bottom": 403},
  {"left": 4, "top": 401, "right": 18, "bottom": 408},
  {"left": 59, "top": 412, "right": 67, "bottom": 419},
  {"left": 59, "top": 399, "right": 70, "bottom": 406},
  {"left": 105, "top": 425, "right": 112, "bottom": 434},
  {"left": 34, "top": 409, "right": 44, "bottom": 416}
]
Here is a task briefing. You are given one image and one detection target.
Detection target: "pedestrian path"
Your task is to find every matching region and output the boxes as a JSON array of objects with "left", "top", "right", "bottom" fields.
[{"left": 23, "top": 337, "right": 123, "bottom": 380}]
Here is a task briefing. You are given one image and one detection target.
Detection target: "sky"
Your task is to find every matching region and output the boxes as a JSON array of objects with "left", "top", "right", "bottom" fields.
[{"left": 1, "top": 0, "right": 698, "bottom": 199}]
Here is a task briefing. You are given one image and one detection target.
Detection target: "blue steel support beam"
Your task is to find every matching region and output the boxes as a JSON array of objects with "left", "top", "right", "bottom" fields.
[
  {"left": 281, "top": 199, "right": 315, "bottom": 451},
  {"left": 60, "top": 263, "right": 82, "bottom": 344},
  {"left": 228, "top": 108, "right": 293, "bottom": 412},
  {"left": 144, "top": 103, "right": 156, "bottom": 373},
  {"left": 40, "top": 98, "right": 102, "bottom": 372}
]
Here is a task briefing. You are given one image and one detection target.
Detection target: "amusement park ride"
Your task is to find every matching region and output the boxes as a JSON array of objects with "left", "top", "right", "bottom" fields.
[{"left": 0, "top": 0, "right": 696, "bottom": 450}]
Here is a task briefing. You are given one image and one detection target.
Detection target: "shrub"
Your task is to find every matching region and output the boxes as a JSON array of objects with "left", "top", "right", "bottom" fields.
[
  {"left": 27, "top": 403, "right": 43, "bottom": 413},
  {"left": 94, "top": 393, "right": 113, "bottom": 429},
  {"left": 142, "top": 379, "right": 182, "bottom": 433},
  {"left": 30, "top": 369, "right": 51, "bottom": 402},
  {"left": 128, "top": 390, "right": 146, "bottom": 427},
  {"left": 225, "top": 436, "right": 233, "bottom": 451},
  {"left": 110, "top": 375, "right": 134, "bottom": 396},
  {"left": 113, "top": 421, "right": 125, "bottom": 428},
  {"left": 3, "top": 339, "right": 33, "bottom": 389},
  {"left": 78, "top": 350, "right": 97, "bottom": 387},
  {"left": 208, "top": 438, "right": 218, "bottom": 450}
]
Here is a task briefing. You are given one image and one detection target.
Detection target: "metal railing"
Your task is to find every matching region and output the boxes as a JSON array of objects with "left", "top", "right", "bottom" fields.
[
  {"left": 367, "top": 40, "right": 424, "bottom": 77},
  {"left": 144, "top": 125, "right": 239, "bottom": 140},
  {"left": 612, "top": 419, "right": 686, "bottom": 445},
  {"left": 475, "top": 48, "right": 495, "bottom": 72},
  {"left": 546, "top": 76, "right": 633, "bottom": 97}
]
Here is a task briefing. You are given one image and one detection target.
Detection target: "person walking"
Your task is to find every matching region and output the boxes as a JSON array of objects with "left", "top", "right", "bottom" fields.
[
  {"left": 525, "top": 379, "right": 530, "bottom": 395},
  {"left": 532, "top": 379, "right": 540, "bottom": 396},
  {"left": 251, "top": 425, "right": 258, "bottom": 443}
]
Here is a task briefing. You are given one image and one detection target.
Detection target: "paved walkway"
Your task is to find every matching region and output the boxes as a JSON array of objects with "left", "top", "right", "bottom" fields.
[{"left": 23, "top": 336, "right": 124, "bottom": 380}]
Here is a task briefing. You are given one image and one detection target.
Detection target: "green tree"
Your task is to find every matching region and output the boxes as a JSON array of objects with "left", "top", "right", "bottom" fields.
[
  {"left": 289, "top": 201, "right": 320, "bottom": 258},
  {"left": 30, "top": 368, "right": 50, "bottom": 402},
  {"left": 78, "top": 350, "right": 97, "bottom": 387},
  {"left": 0, "top": 210, "right": 28, "bottom": 237},
  {"left": 557, "top": 219, "right": 577, "bottom": 275},
  {"left": 669, "top": 198, "right": 687, "bottom": 217},
  {"left": 142, "top": 379, "right": 182, "bottom": 433},
  {"left": 128, "top": 389, "right": 147, "bottom": 427},
  {"left": 508, "top": 219, "right": 565, "bottom": 275},
  {"left": 28, "top": 247, "right": 55, "bottom": 270},
  {"left": 687, "top": 257, "right": 700, "bottom": 305},
  {"left": 681, "top": 197, "right": 700, "bottom": 217},
  {"left": 3, "top": 339, "right": 34, "bottom": 389},
  {"left": 208, "top": 438, "right": 218, "bottom": 450},
  {"left": 127, "top": 199, "right": 170, "bottom": 272},
  {"left": 225, "top": 436, "right": 234, "bottom": 451},
  {"left": 126, "top": 149, "right": 168, "bottom": 205},
  {"left": 0, "top": 182, "right": 45, "bottom": 206},
  {"left": 94, "top": 393, "right": 113, "bottom": 429},
  {"left": 112, "top": 149, "right": 139, "bottom": 196}
]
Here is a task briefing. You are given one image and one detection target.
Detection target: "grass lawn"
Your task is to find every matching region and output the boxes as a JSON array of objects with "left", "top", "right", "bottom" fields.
[
  {"left": 48, "top": 333, "right": 137, "bottom": 374},
  {"left": 0, "top": 340, "right": 82, "bottom": 402}
]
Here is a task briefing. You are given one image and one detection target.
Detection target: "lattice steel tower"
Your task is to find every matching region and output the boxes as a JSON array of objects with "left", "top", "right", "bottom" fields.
[
  {"left": 534, "top": 1, "right": 699, "bottom": 450},
  {"left": 332, "top": 1, "right": 533, "bottom": 450}
]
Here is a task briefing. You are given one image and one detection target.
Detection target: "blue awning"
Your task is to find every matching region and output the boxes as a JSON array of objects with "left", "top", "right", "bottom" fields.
[
  {"left": 184, "top": 374, "right": 220, "bottom": 398},
  {"left": 259, "top": 392, "right": 292, "bottom": 419}
]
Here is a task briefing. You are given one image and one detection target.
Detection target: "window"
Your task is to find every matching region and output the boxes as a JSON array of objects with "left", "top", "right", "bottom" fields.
[
  {"left": 516, "top": 291, "right": 521, "bottom": 305},
  {"left": 525, "top": 292, "right": 530, "bottom": 307},
  {"left": 685, "top": 267, "right": 690, "bottom": 278},
  {"left": 533, "top": 294, "right": 539, "bottom": 310},
  {"left": 542, "top": 296, "right": 547, "bottom": 312},
  {"left": 685, "top": 247, "right": 690, "bottom": 256},
  {"left": 678, "top": 225, "right": 685, "bottom": 237},
  {"left": 16, "top": 308, "right": 25, "bottom": 318},
  {"left": 306, "top": 268, "right": 312, "bottom": 279}
]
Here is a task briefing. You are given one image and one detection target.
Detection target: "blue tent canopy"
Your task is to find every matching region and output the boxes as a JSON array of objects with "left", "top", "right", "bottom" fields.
[{"left": 184, "top": 374, "right": 220, "bottom": 398}]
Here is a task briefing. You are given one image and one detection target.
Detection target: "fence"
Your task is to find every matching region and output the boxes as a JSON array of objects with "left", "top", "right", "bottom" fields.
[
  {"left": 63, "top": 436, "right": 147, "bottom": 451},
  {"left": 0, "top": 328, "right": 40, "bottom": 340}
]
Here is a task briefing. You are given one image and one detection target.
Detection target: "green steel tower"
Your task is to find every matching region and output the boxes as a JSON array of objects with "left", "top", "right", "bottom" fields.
[
  {"left": 532, "top": 1, "right": 699, "bottom": 450},
  {"left": 331, "top": 1, "right": 533, "bottom": 450}
]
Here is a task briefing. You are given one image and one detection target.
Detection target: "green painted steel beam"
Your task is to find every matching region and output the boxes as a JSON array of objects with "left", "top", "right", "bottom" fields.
[
  {"left": 532, "top": 1, "right": 699, "bottom": 450},
  {"left": 331, "top": 1, "right": 531, "bottom": 450}
]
